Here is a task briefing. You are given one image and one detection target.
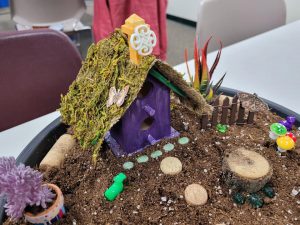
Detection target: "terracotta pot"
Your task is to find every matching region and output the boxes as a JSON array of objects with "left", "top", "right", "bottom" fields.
[{"left": 24, "top": 183, "right": 65, "bottom": 225}]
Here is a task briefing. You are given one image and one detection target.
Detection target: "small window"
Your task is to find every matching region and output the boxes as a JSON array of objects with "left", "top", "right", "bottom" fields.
[
  {"left": 140, "top": 117, "right": 154, "bottom": 130},
  {"left": 138, "top": 81, "right": 153, "bottom": 98}
]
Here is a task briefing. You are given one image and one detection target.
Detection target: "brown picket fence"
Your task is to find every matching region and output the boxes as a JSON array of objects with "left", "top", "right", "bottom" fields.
[{"left": 200, "top": 95, "right": 255, "bottom": 129}]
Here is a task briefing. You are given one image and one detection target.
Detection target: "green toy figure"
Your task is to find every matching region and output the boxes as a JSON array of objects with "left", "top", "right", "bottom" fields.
[{"left": 104, "top": 173, "right": 127, "bottom": 201}]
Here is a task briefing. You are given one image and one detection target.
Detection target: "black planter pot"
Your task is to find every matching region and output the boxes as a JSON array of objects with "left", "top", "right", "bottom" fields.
[{"left": 1, "top": 87, "right": 299, "bottom": 224}]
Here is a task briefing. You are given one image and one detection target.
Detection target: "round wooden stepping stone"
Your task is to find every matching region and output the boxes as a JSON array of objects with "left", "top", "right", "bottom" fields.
[
  {"left": 123, "top": 161, "right": 134, "bottom": 170},
  {"left": 137, "top": 155, "right": 149, "bottom": 163},
  {"left": 178, "top": 137, "right": 189, "bottom": 145},
  {"left": 160, "top": 157, "right": 182, "bottom": 175},
  {"left": 163, "top": 143, "right": 174, "bottom": 152},
  {"left": 151, "top": 150, "right": 162, "bottom": 159},
  {"left": 184, "top": 184, "right": 208, "bottom": 206},
  {"left": 222, "top": 147, "right": 273, "bottom": 192}
]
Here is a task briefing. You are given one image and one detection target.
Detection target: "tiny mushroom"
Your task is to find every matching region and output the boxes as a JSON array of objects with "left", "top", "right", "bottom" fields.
[
  {"left": 286, "top": 132, "right": 297, "bottom": 143},
  {"left": 276, "top": 136, "right": 295, "bottom": 152},
  {"left": 286, "top": 116, "right": 296, "bottom": 125},
  {"left": 279, "top": 120, "right": 292, "bottom": 131},
  {"left": 269, "top": 123, "right": 287, "bottom": 140}
]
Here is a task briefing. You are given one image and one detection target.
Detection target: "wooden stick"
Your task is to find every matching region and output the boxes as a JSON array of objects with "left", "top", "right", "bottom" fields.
[
  {"left": 229, "top": 95, "right": 238, "bottom": 125},
  {"left": 236, "top": 105, "right": 245, "bottom": 125},
  {"left": 201, "top": 114, "right": 209, "bottom": 129},
  {"left": 211, "top": 97, "right": 220, "bottom": 127},
  {"left": 220, "top": 97, "right": 230, "bottom": 124},
  {"left": 40, "top": 134, "right": 76, "bottom": 171},
  {"left": 247, "top": 111, "right": 255, "bottom": 124}
]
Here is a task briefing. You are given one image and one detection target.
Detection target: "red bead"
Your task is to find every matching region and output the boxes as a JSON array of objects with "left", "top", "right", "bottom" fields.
[{"left": 286, "top": 132, "right": 296, "bottom": 142}]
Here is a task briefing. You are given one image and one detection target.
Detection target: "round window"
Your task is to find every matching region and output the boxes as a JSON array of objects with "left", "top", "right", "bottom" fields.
[{"left": 140, "top": 117, "right": 154, "bottom": 130}]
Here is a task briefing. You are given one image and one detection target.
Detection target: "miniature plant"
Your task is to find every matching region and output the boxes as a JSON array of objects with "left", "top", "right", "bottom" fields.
[
  {"left": 0, "top": 157, "right": 55, "bottom": 220},
  {"left": 185, "top": 37, "right": 226, "bottom": 102}
]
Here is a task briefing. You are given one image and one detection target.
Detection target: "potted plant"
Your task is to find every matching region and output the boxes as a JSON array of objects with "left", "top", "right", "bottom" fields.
[{"left": 0, "top": 157, "right": 65, "bottom": 224}]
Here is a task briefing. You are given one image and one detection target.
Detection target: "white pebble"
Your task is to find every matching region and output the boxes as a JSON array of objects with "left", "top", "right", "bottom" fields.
[
  {"left": 204, "top": 169, "right": 208, "bottom": 173},
  {"left": 72, "top": 219, "right": 77, "bottom": 225},
  {"left": 291, "top": 188, "right": 299, "bottom": 196},
  {"left": 133, "top": 210, "right": 138, "bottom": 214},
  {"left": 161, "top": 196, "right": 167, "bottom": 202}
]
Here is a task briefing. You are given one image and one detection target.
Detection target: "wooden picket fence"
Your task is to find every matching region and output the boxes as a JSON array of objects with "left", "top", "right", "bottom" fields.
[{"left": 200, "top": 95, "right": 255, "bottom": 129}]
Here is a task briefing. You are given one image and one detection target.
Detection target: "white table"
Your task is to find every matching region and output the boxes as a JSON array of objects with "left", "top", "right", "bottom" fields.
[
  {"left": 1, "top": 20, "right": 300, "bottom": 158},
  {"left": 175, "top": 20, "right": 300, "bottom": 114},
  {"left": 0, "top": 112, "right": 60, "bottom": 158}
]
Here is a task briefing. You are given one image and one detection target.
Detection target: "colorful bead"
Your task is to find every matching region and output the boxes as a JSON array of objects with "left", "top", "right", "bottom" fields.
[
  {"left": 178, "top": 137, "right": 190, "bottom": 145},
  {"left": 163, "top": 143, "right": 175, "bottom": 152},
  {"left": 248, "top": 193, "right": 264, "bottom": 208},
  {"left": 151, "top": 150, "right": 163, "bottom": 159},
  {"left": 123, "top": 161, "right": 134, "bottom": 170},
  {"left": 216, "top": 124, "right": 229, "bottom": 133},
  {"left": 136, "top": 155, "right": 149, "bottom": 163}
]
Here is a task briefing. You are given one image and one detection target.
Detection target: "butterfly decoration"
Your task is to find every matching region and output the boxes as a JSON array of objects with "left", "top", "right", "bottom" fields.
[
  {"left": 106, "top": 85, "right": 130, "bottom": 108},
  {"left": 237, "top": 92, "right": 269, "bottom": 112}
]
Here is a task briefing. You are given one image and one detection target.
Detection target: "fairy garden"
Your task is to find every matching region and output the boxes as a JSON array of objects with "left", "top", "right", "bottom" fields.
[{"left": 1, "top": 14, "right": 300, "bottom": 225}]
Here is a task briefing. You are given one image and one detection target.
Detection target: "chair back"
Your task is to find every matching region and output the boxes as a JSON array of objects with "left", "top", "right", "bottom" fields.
[
  {"left": 10, "top": 0, "right": 86, "bottom": 27},
  {"left": 0, "top": 29, "right": 82, "bottom": 131},
  {"left": 196, "top": 0, "right": 286, "bottom": 52}
]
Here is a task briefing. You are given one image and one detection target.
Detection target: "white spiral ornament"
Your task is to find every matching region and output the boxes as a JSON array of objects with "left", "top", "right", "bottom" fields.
[{"left": 130, "top": 24, "right": 157, "bottom": 56}]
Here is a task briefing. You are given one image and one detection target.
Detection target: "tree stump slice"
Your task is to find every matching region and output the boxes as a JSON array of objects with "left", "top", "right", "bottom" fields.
[{"left": 222, "top": 147, "right": 273, "bottom": 193}]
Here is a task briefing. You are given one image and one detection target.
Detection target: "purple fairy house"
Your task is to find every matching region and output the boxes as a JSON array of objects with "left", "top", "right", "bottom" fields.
[
  {"left": 60, "top": 14, "right": 211, "bottom": 160},
  {"left": 106, "top": 73, "right": 179, "bottom": 156}
]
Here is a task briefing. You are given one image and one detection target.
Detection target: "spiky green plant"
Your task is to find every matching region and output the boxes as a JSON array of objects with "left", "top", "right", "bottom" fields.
[{"left": 185, "top": 37, "right": 226, "bottom": 102}]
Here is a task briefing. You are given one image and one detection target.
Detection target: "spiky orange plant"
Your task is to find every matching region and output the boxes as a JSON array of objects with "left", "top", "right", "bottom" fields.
[{"left": 185, "top": 37, "right": 225, "bottom": 101}]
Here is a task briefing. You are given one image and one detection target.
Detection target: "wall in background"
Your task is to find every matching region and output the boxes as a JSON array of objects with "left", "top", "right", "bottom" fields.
[
  {"left": 167, "top": 0, "right": 199, "bottom": 22},
  {"left": 285, "top": 0, "right": 300, "bottom": 23},
  {"left": 167, "top": 0, "right": 300, "bottom": 24}
]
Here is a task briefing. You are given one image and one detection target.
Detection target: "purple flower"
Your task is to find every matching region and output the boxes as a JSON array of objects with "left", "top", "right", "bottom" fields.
[{"left": 0, "top": 157, "right": 55, "bottom": 220}]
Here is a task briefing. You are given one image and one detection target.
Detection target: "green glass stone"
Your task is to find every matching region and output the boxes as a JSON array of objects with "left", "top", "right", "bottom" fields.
[
  {"left": 178, "top": 137, "right": 190, "bottom": 145},
  {"left": 248, "top": 193, "right": 264, "bottom": 208},
  {"left": 232, "top": 192, "right": 245, "bottom": 205},
  {"left": 262, "top": 185, "right": 275, "bottom": 198},
  {"left": 136, "top": 155, "right": 149, "bottom": 163},
  {"left": 151, "top": 150, "right": 163, "bottom": 159},
  {"left": 216, "top": 124, "right": 229, "bottom": 133},
  {"left": 123, "top": 161, "right": 134, "bottom": 170},
  {"left": 163, "top": 143, "right": 174, "bottom": 152}
]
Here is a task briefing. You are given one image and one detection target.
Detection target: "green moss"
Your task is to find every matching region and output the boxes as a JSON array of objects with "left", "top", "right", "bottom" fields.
[{"left": 60, "top": 29, "right": 155, "bottom": 162}]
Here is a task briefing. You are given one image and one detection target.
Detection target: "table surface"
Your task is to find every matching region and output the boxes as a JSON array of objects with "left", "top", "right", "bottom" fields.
[{"left": 1, "top": 20, "right": 300, "bottom": 158}]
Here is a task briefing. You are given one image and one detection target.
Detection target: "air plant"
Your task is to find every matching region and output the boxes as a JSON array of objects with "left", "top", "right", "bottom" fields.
[
  {"left": 0, "top": 157, "right": 55, "bottom": 220},
  {"left": 185, "top": 37, "right": 226, "bottom": 102}
]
